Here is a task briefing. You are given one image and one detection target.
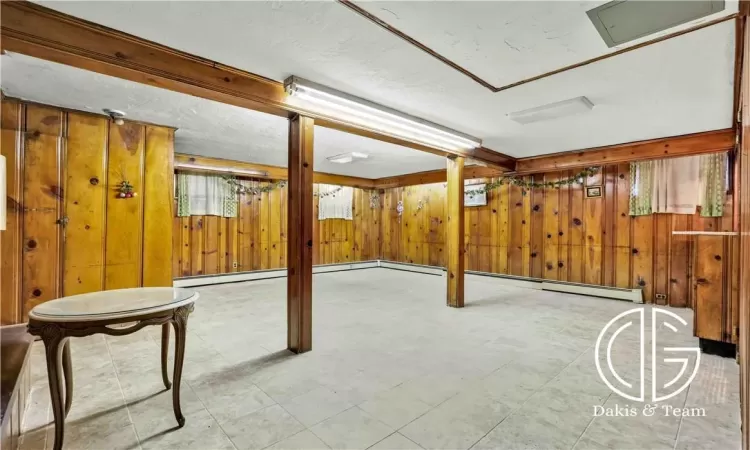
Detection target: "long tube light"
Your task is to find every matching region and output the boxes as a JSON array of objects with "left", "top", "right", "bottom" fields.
[
  {"left": 175, "top": 162, "right": 269, "bottom": 178},
  {"left": 284, "top": 76, "right": 482, "bottom": 152}
]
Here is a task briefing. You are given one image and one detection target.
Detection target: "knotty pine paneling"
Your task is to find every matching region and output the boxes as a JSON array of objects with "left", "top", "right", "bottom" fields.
[
  {"left": 22, "top": 104, "right": 64, "bottom": 316},
  {"left": 142, "top": 126, "right": 175, "bottom": 286},
  {"left": 104, "top": 121, "right": 145, "bottom": 290},
  {"left": 63, "top": 112, "right": 108, "bottom": 296},
  {"left": 1, "top": 99, "right": 175, "bottom": 324},
  {"left": 1, "top": 101, "right": 23, "bottom": 325},
  {"left": 172, "top": 184, "right": 380, "bottom": 277},
  {"left": 380, "top": 163, "right": 738, "bottom": 343}
]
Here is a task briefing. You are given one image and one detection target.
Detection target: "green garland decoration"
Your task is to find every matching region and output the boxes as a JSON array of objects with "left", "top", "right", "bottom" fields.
[
  {"left": 466, "top": 167, "right": 599, "bottom": 198},
  {"left": 225, "top": 177, "right": 345, "bottom": 198}
]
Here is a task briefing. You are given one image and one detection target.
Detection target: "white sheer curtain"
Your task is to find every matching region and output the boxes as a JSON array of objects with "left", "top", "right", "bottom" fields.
[
  {"left": 176, "top": 173, "right": 237, "bottom": 217},
  {"left": 318, "top": 184, "right": 353, "bottom": 220},
  {"left": 651, "top": 156, "right": 700, "bottom": 214}
]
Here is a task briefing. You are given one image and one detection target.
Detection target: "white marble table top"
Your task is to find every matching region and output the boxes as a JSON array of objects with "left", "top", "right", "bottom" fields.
[{"left": 28, "top": 287, "right": 199, "bottom": 323}]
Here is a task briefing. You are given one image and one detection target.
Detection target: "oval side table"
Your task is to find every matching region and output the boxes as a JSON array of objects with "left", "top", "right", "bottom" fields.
[{"left": 26, "top": 287, "right": 198, "bottom": 450}]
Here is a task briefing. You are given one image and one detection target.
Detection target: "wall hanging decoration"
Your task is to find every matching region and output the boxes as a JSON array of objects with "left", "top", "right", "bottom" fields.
[
  {"left": 369, "top": 192, "right": 380, "bottom": 209},
  {"left": 465, "top": 166, "right": 599, "bottom": 197},
  {"left": 117, "top": 180, "right": 136, "bottom": 199},
  {"left": 585, "top": 186, "right": 602, "bottom": 198}
]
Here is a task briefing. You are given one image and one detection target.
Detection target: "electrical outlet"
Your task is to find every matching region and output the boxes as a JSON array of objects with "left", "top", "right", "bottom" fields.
[
  {"left": 232, "top": 262, "right": 238, "bottom": 269},
  {"left": 655, "top": 293, "right": 667, "bottom": 300}
]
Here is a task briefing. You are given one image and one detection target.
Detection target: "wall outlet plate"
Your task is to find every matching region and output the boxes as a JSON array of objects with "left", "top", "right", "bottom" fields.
[
  {"left": 655, "top": 293, "right": 667, "bottom": 300},
  {"left": 232, "top": 262, "right": 238, "bottom": 268}
]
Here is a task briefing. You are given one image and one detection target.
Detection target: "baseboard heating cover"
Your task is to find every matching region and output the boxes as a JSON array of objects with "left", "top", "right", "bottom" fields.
[{"left": 174, "top": 259, "right": 643, "bottom": 303}]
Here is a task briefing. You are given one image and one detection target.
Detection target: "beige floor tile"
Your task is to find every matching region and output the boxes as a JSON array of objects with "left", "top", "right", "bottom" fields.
[
  {"left": 310, "top": 407, "right": 393, "bottom": 450},
  {"left": 221, "top": 404, "right": 305, "bottom": 450},
  {"left": 281, "top": 387, "right": 353, "bottom": 427},
  {"left": 369, "top": 432, "right": 423, "bottom": 449},
  {"left": 265, "top": 430, "right": 331, "bottom": 450}
]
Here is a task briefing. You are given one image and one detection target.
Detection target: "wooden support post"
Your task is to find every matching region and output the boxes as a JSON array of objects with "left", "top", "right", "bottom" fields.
[
  {"left": 287, "top": 115, "right": 314, "bottom": 353},
  {"left": 446, "top": 156, "right": 465, "bottom": 308},
  {"left": 740, "top": 9, "right": 750, "bottom": 449}
]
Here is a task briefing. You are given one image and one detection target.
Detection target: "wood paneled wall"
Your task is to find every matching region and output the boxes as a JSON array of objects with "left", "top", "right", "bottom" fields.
[
  {"left": 172, "top": 183, "right": 380, "bottom": 277},
  {"left": 0, "top": 99, "right": 174, "bottom": 325},
  {"left": 381, "top": 163, "right": 738, "bottom": 343}
]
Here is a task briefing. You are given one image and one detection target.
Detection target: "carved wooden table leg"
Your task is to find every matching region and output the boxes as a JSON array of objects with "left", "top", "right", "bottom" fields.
[
  {"left": 161, "top": 323, "right": 171, "bottom": 389},
  {"left": 171, "top": 305, "right": 192, "bottom": 428},
  {"left": 40, "top": 326, "right": 66, "bottom": 450},
  {"left": 62, "top": 340, "right": 73, "bottom": 417}
]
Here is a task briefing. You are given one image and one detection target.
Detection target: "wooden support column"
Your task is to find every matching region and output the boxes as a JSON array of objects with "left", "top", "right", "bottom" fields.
[
  {"left": 287, "top": 115, "right": 314, "bottom": 353},
  {"left": 446, "top": 156, "right": 465, "bottom": 308},
  {"left": 739, "top": 6, "right": 750, "bottom": 450}
]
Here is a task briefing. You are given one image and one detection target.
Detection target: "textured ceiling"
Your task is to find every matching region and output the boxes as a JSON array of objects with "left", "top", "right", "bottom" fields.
[
  {"left": 353, "top": 0, "right": 738, "bottom": 88},
  {"left": 32, "top": 1, "right": 736, "bottom": 158},
  {"left": 0, "top": 53, "right": 447, "bottom": 178}
]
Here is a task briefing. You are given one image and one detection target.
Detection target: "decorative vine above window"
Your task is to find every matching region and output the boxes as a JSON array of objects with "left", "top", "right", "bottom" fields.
[{"left": 466, "top": 167, "right": 599, "bottom": 198}]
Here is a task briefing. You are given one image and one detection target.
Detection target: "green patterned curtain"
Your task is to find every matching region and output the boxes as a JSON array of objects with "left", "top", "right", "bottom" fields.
[
  {"left": 176, "top": 173, "right": 190, "bottom": 217},
  {"left": 699, "top": 153, "right": 728, "bottom": 217},
  {"left": 221, "top": 176, "right": 238, "bottom": 218},
  {"left": 629, "top": 161, "right": 653, "bottom": 216},
  {"left": 175, "top": 173, "right": 238, "bottom": 218}
]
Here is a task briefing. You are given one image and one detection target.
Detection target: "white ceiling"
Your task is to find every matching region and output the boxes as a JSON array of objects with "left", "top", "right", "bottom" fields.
[
  {"left": 26, "top": 1, "right": 738, "bottom": 159},
  {"left": 0, "top": 53, "right": 447, "bottom": 178},
  {"left": 355, "top": 0, "right": 738, "bottom": 88}
]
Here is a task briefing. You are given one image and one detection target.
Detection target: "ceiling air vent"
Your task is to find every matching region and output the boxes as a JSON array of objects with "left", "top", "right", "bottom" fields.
[{"left": 587, "top": 0, "right": 725, "bottom": 48}]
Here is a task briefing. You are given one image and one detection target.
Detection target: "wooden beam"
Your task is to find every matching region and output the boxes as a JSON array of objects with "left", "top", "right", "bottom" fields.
[
  {"left": 446, "top": 156, "right": 465, "bottom": 308},
  {"left": 738, "top": 10, "right": 750, "bottom": 450},
  {"left": 174, "top": 154, "right": 377, "bottom": 189},
  {"left": 375, "top": 166, "right": 503, "bottom": 189},
  {"left": 0, "top": 1, "right": 515, "bottom": 170},
  {"left": 287, "top": 115, "right": 314, "bottom": 353},
  {"left": 514, "top": 129, "right": 736, "bottom": 174}
]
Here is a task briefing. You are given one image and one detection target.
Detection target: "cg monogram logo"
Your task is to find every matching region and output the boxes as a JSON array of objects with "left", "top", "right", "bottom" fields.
[{"left": 594, "top": 307, "right": 700, "bottom": 402}]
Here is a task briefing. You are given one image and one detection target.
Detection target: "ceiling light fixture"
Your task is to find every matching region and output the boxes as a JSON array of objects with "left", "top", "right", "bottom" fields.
[
  {"left": 175, "top": 162, "right": 269, "bottom": 178},
  {"left": 284, "top": 76, "right": 482, "bottom": 152},
  {"left": 327, "top": 152, "right": 370, "bottom": 164},
  {"left": 508, "top": 96, "right": 594, "bottom": 125},
  {"left": 103, "top": 108, "right": 126, "bottom": 125}
]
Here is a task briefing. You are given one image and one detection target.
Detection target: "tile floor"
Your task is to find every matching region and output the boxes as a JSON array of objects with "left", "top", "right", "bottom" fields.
[{"left": 18, "top": 269, "right": 740, "bottom": 449}]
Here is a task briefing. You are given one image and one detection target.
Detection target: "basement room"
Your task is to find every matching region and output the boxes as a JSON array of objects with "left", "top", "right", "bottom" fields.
[{"left": 0, "top": 1, "right": 748, "bottom": 450}]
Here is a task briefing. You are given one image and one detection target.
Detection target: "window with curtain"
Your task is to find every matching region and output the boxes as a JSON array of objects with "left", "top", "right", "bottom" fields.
[
  {"left": 318, "top": 184, "right": 353, "bottom": 220},
  {"left": 629, "top": 152, "right": 729, "bottom": 217},
  {"left": 176, "top": 172, "right": 238, "bottom": 218}
]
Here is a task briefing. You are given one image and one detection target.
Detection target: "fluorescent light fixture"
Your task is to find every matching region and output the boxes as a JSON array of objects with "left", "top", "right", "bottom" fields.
[
  {"left": 327, "top": 152, "right": 369, "bottom": 164},
  {"left": 175, "top": 162, "right": 269, "bottom": 178},
  {"left": 508, "top": 96, "right": 594, "bottom": 125},
  {"left": 285, "top": 76, "right": 482, "bottom": 152}
]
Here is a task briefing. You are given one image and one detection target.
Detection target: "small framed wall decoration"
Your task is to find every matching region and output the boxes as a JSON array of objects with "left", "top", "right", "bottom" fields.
[
  {"left": 586, "top": 185, "right": 602, "bottom": 198},
  {"left": 464, "top": 183, "right": 487, "bottom": 207}
]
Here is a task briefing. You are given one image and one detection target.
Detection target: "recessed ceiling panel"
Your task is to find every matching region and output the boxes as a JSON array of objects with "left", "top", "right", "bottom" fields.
[{"left": 588, "top": 0, "right": 726, "bottom": 48}]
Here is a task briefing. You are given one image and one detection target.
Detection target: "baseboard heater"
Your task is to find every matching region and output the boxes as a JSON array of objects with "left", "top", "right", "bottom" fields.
[{"left": 174, "top": 259, "right": 642, "bottom": 303}]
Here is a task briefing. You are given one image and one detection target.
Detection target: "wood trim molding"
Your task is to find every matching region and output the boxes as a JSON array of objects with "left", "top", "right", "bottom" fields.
[
  {"left": 514, "top": 129, "right": 736, "bottom": 174},
  {"left": 0, "top": 1, "right": 515, "bottom": 170},
  {"left": 337, "top": 0, "right": 737, "bottom": 94},
  {"left": 177, "top": 128, "right": 737, "bottom": 190},
  {"left": 174, "top": 154, "right": 378, "bottom": 189},
  {"left": 375, "top": 165, "right": 503, "bottom": 189}
]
